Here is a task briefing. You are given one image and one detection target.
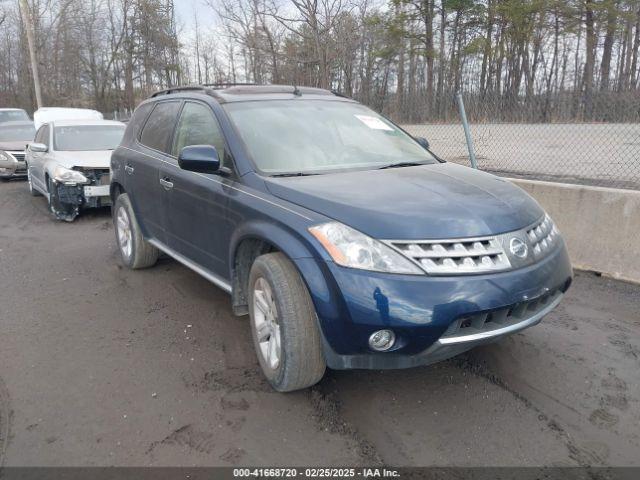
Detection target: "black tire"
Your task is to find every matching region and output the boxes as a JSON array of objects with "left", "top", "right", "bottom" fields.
[
  {"left": 27, "top": 165, "right": 41, "bottom": 196},
  {"left": 248, "top": 252, "right": 326, "bottom": 392},
  {"left": 113, "top": 193, "right": 159, "bottom": 269}
]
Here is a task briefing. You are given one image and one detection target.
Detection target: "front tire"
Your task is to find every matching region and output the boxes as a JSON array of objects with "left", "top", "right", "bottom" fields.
[
  {"left": 248, "top": 252, "right": 326, "bottom": 392},
  {"left": 113, "top": 193, "right": 158, "bottom": 269}
]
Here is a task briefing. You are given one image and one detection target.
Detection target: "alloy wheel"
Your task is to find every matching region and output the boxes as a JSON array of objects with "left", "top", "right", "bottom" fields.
[
  {"left": 252, "top": 277, "right": 282, "bottom": 370},
  {"left": 116, "top": 206, "right": 133, "bottom": 259},
  {"left": 27, "top": 166, "right": 34, "bottom": 193}
]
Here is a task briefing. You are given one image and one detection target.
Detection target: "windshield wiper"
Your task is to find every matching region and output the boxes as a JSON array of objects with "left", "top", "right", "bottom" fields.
[
  {"left": 378, "top": 162, "right": 424, "bottom": 170},
  {"left": 270, "top": 172, "right": 318, "bottom": 178}
]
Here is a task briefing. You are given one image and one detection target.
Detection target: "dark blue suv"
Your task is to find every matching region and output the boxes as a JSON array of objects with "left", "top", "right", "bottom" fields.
[{"left": 110, "top": 85, "right": 572, "bottom": 392}]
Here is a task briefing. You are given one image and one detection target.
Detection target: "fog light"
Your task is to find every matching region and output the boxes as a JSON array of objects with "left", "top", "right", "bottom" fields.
[{"left": 368, "top": 329, "right": 396, "bottom": 351}]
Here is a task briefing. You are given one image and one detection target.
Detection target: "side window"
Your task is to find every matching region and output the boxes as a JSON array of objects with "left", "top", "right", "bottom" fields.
[
  {"left": 131, "top": 102, "right": 153, "bottom": 140},
  {"left": 139, "top": 101, "right": 181, "bottom": 154},
  {"left": 40, "top": 125, "right": 50, "bottom": 147},
  {"left": 171, "top": 102, "right": 229, "bottom": 166},
  {"left": 34, "top": 126, "right": 46, "bottom": 144}
]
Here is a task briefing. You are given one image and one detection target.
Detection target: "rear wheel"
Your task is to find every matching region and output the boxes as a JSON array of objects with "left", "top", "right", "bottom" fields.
[
  {"left": 248, "top": 252, "right": 326, "bottom": 392},
  {"left": 113, "top": 193, "right": 158, "bottom": 269}
]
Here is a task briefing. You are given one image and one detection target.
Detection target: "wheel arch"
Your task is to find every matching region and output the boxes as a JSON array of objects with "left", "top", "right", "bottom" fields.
[
  {"left": 229, "top": 221, "right": 320, "bottom": 316},
  {"left": 110, "top": 181, "right": 125, "bottom": 203}
]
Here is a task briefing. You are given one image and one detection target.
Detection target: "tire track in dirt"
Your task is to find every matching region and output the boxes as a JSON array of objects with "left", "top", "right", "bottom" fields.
[
  {"left": 308, "top": 384, "right": 384, "bottom": 466},
  {"left": 452, "top": 355, "right": 605, "bottom": 467},
  {"left": 0, "top": 376, "right": 12, "bottom": 468},
  {"left": 146, "top": 424, "right": 216, "bottom": 456}
]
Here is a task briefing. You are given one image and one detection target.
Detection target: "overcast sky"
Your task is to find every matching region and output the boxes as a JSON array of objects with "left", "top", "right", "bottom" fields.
[{"left": 174, "top": 0, "right": 217, "bottom": 34}]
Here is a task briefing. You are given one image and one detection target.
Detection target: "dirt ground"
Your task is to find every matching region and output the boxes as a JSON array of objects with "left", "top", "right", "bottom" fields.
[{"left": 0, "top": 179, "right": 639, "bottom": 467}]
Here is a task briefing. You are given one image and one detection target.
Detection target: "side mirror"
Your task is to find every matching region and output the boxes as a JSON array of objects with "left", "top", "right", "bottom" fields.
[
  {"left": 30, "top": 142, "right": 48, "bottom": 153},
  {"left": 178, "top": 145, "right": 220, "bottom": 174},
  {"left": 414, "top": 136, "right": 430, "bottom": 150}
]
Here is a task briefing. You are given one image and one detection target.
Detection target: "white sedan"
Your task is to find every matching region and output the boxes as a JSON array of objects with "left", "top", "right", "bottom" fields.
[{"left": 26, "top": 119, "right": 125, "bottom": 221}]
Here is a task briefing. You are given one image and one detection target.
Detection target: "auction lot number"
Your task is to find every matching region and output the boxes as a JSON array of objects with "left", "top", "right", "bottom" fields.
[{"left": 233, "top": 468, "right": 400, "bottom": 478}]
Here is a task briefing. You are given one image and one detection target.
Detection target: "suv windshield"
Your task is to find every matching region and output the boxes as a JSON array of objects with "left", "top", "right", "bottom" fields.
[
  {"left": 0, "top": 124, "right": 35, "bottom": 142},
  {"left": 54, "top": 125, "right": 125, "bottom": 151},
  {"left": 0, "top": 110, "right": 29, "bottom": 123},
  {"left": 224, "top": 100, "right": 437, "bottom": 175}
]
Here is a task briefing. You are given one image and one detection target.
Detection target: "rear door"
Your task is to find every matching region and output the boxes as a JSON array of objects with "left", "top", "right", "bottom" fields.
[
  {"left": 160, "top": 101, "right": 233, "bottom": 279},
  {"left": 129, "top": 100, "right": 182, "bottom": 243}
]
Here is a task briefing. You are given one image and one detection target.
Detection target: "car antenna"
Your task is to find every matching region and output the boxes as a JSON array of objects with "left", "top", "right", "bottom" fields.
[{"left": 293, "top": 85, "right": 302, "bottom": 97}]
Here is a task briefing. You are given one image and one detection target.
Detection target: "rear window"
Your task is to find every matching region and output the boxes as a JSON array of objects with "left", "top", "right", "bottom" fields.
[
  {"left": 0, "top": 110, "right": 29, "bottom": 123},
  {"left": 139, "top": 101, "right": 181, "bottom": 153}
]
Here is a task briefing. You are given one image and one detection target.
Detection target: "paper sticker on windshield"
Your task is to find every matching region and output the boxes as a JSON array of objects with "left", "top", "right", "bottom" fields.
[{"left": 355, "top": 115, "right": 394, "bottom": 131}]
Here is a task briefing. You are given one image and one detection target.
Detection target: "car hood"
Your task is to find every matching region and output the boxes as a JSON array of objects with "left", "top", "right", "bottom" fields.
[
  {"left": 53, "top": 150, "right": 113, "bottom": 169},
  {"left": 0, "top": 140, "right": 29, "bottom": 151},
  {"left": 264, "top": 163, "right": 544, "bottom": 239}
]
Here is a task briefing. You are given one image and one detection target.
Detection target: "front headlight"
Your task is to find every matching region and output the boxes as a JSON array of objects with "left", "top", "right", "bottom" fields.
[
  {"left": 309, "top": 222, "right": 423, "bottom": 274},
  {"left": 0, "top": 150, "right": 11, "bottom": 162},
  {"left": 53, "top": 165, "right": 88, "bottom": 185}
]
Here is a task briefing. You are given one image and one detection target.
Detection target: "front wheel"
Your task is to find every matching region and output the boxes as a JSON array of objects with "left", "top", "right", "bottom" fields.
[
  {"left": 27, "top": 165, "right": 41, "bottom": 196},
  {"left": 248, "top": 252, "right": 326, "bottom": 392},
  {"left": 113, "top": 193, "right": 158, "bottom": 269}
]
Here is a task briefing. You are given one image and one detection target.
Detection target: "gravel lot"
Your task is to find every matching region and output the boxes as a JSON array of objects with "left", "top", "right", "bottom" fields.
[{"left": 0, "top": 179, "right": 639, "bottom": 467}]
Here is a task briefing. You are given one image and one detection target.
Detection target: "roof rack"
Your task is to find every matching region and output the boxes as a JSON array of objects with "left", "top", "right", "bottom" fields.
[
  {"left": 150, "top": 86, "right": 209, "bottom": 98},
  {"left": 330, "top": 89, "right": 351, "bottom": 99},
  {"left": 202, "top": 82, "right": 258, "bottom": 89},
  {"left": 149, "top": 83, "right": 341, "bottom": 100},
  {"left": 150, "top": 83, "right": 260, "bottom": 98}
]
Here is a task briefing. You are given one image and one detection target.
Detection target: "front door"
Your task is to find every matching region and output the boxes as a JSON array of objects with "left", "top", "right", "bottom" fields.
[
  {"left": 29, "top": 124, "right": 50, "bottom": 191},
  {"left": 161, "top": 101, "right": 233, "bottom": 279}
]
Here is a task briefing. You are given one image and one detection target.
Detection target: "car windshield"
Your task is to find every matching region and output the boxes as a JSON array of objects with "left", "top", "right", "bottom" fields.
[
  {"left": 0, "top": 110, "right": 29, "bottom": 123},
  {"left": 224, "top": 100, "right": 438, "bottom": 175},
  {"left": 0, "top": 124, "right": 35, "bottom": 142},
  {"left": 54, "top": 125, "right": 125, "bottom": 151}
]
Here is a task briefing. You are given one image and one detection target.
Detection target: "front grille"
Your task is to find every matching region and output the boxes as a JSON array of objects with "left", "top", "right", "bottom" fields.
[
  {"left": 8, "top": 151, "right": 25, "bottom": 162},
  {"left": 440, "top": 289, "right": 563, "bottom": 341},
  {"left": 390, "top": 238, "right": 511, "bottom": 274},
  {"left": 386, "top": 214, "right": 561, "bottom": 275},
  {"left": 527, "top": 214, "right": 560, "bottom": 258}
]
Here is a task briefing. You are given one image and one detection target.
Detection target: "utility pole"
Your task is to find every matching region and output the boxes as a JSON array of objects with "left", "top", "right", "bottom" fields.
[{"left": 18, "top": 0, "right": 43, "bottom": 109}]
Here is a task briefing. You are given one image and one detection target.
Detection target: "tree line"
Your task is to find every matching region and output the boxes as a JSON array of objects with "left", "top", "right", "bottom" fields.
[{"left": 1, "top": 0, "right": 639, "bottom": 123}]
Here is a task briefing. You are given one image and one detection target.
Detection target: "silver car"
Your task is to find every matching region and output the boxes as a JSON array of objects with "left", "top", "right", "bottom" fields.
[
  {"left": 26, "top": 119, "right": 125, "bottom": 221},
  {"left": 0, "top": 117, "right": 36, "bottom": 180}
]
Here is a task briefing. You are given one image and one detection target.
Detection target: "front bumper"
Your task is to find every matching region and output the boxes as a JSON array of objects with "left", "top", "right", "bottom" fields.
[
  {"left": 0, "top": 152, "right": 27, "bottom": 178},
  {"left": 296, "top": 241, "right": 572, "bottom": 370},
  {"left": 49, "top": 169, "right": 112, "bottom": 221}
]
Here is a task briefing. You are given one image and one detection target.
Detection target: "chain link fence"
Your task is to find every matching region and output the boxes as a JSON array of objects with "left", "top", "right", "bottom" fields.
[
  {"left": 400, "top": 92, "right": 640, "bottom": 191},
  {"left": 103, "top": 91, "right": 640, "bottom": 190}
]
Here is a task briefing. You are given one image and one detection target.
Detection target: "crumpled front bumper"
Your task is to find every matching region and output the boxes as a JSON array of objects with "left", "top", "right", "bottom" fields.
[{"left": 48, "top": 169, "right": 112, "bottom": 221}]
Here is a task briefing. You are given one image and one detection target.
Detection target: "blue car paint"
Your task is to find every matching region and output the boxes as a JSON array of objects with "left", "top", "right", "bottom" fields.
[
  {"left": 264, "top": 162, "right": 545, "bottom": 239},
  {"left": 111, "top": 90, "right": 573, "bottom": 370}
]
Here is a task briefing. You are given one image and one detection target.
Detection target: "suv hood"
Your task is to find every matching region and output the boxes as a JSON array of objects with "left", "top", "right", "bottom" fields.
[
  {"left": 264, "top": 163, "right": 544, "bottom": 239},
  {"left": 53, "top": 150, "right": 113, "bottom": 169}
]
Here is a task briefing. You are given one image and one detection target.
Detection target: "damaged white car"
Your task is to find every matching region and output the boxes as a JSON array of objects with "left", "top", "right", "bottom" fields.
[{"left": 26, "top": 119, "right": 125, "bottom": 221}]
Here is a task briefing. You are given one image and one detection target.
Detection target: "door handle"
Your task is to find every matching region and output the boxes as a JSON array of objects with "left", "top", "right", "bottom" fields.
[
  {"left": 124, "top": 165, "right": 134, "bottom": 175},
  {"left": 159, "top": 177, "right": 174, "bottom": 189}
]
